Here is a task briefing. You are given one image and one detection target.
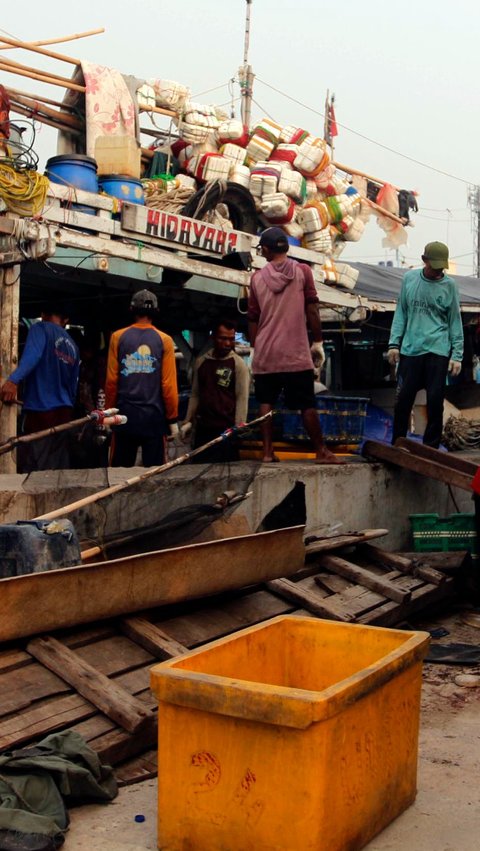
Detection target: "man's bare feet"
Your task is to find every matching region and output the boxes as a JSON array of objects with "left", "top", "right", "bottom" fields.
[
  {"left": 262, "top": 455, "right": 280, "bottom": 463},
  {"left": 314, "top": 448, "right": 346, "bottom": 464}
]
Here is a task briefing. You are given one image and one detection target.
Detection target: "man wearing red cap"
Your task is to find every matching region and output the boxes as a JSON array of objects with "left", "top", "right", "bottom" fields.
[
  {"left": 248, "top": 227, "right": 342, "bottom": 464},
  {"left": 388, "top": 241, "right": 463, "bottom": 448}
]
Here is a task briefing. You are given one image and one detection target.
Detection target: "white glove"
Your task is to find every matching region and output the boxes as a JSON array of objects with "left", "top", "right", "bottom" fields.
[
  {"left": 387, "top": 348, "right": 400, "bottom": 366},
  {"left": 448, "top": 360, "right": 462, "bottom": 377},
  {"left": 310, "top": 341, "right": 325, "bottom": 370},
  {"left": 168, "top": 423, "right": 181, "bottom": 443},
  {"left": 180, "top": 421, "right": 192, "bottom": 440}
]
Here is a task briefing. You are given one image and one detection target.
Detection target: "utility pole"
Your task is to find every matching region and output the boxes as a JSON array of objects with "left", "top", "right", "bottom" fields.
[
  {"left": 468, "top": 184, "right": 480, "bottom": 277},
  {"left": 239, "top": 0, "right": 254, "bottom": 130}
]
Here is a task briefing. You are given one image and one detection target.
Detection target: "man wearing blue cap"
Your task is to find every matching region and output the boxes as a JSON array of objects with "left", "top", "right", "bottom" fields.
[{"left": 387, "top": 241, "right": 463, "bottom": 448}]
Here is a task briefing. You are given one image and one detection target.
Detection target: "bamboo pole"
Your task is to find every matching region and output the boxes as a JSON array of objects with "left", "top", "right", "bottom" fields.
[
  {"left": 0, "top": 411, "right": 124, "bottom": 457},
  {"left": 0, "top": 33, "right": 81, "bottom": 66},
  {"left": 0, "top": 28, "right": 105, "bottom": 51},
  {"left": 9, "top": 92, "right": 82, "bottom": 129},
  {"left": 5, "top": 86, "right": 79, "bottom": 111},
  {"left": 34, "top": 412, "right": 273, "bottom": 523},
  {"left": 365, "top": 198, "right": 406, "bottom": 225},
  {"left": 0, "top": 55, "right": 82, "bottom": 87},
  {"left": 9, "top": 93, "right": 82, "bottom": 129},
  {"left": 0, "top": 62, "right": 85, "bottom": 93},
  {"left": 9, "top": 102, "right": 82, "bottom": 135},
  {"left": 139, "top": 104, "right": 177, "bottom": 120},
  {"left": 333, "top": 160, "right": 400, "bottom": 191}
]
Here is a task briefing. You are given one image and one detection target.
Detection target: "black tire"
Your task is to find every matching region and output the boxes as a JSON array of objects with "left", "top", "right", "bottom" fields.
[{"left": 181, "top": 181, "right": 258, "bottom": 234}]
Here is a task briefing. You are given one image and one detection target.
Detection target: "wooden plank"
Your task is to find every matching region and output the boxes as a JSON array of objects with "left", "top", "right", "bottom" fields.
[
  {"left": 357, "top": 576, "right": 455, "bottom": 627},
  {"left": 27, "top": 636, "right": 153, "bottom": 734},
  {"left": 318, "top": 554, "right": 411, "bottom": 604},
  {"left": 0, "top": 264, "right": 20, "bottom": 474},
  {"left": 394, "top": 438, "right": 478, "bottom": 477},
  {"left": 402, "top": 551, "right": 468, "bottom": 573},
  {"left": 116, "top": 750, "right": 157, "bottom": 786},
  {"left": 0, "top": 526, "right": 305, "bottom": 642},
  {"left": 305, "top": 528, "right": 388, "bottom": 556},
  {"left": 120, "top": 617, "right": 188, "bottom": 660},
  {"left": 362, "top": 440, "right": 472, "bottom": 491},
  {"left": 360, "top": 544, "right": 446, "bottom": 586},
  {"left": 266, "top": 578, "right": 356, "bottom": 622}
]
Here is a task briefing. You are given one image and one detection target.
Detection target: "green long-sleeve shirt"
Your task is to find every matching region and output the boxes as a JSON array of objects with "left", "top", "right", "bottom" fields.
[{"left": 388, "top": 268, "right": 464, "bottom": 362}]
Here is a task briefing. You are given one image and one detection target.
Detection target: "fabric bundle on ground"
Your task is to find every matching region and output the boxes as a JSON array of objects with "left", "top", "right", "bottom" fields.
[{"left": 335, "top": 261, "right": 359, "bottom": 289}]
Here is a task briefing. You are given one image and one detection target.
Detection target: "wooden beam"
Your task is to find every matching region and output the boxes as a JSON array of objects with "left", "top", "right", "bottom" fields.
[
  {"left": 0, "top": 62, "right": 85, "bottom": 93},
  {"left": 27, "top": 636, "right": 153, "bottom": 734},
  {"left": 318, "top": 554, "right": 411, "bottom": 603},
  {"left": 362, "top": 440, "right": 473, "bottom": 491},
  {"left": 360, "top": 544, "right": 446, "bottom": 586},
  {"left": 0, "top": 265, "right": 20, "bottom": 475},
  {"left": 120, "top": 617, "right": 188, "bottom": 660},
  {"left": 394, "top": 438, "right": 478, "bottom": 477},
  {"left": 305, "top": 528, "right": 388, "bottom": 556},
  {"left": 266, "top": 578, "right": 356, "bottom": 621}
]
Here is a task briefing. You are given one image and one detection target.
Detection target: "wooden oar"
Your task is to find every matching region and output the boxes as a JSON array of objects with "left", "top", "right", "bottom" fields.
[{"left": 35, "top": 412, "right": 273, "bottom": 524}]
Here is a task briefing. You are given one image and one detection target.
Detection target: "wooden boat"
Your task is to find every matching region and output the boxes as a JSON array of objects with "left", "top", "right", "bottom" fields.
[{"left": 0, "top": 526, "right": 305, "bottom": 642}]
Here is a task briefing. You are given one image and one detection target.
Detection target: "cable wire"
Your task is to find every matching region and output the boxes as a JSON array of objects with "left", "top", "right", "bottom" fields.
[{"left": 255, "top": 77, "right": 473, "bottom": 186}]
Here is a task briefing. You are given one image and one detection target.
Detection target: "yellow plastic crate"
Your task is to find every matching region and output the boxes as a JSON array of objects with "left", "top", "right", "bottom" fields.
[{"left": 150, "top": 615, "right": 429, "bottom": 851}]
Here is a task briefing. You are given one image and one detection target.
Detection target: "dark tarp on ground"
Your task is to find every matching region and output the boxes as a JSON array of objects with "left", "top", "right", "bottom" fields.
[{"left": 350, "top": 263, "right": 480, "bottom": 307}]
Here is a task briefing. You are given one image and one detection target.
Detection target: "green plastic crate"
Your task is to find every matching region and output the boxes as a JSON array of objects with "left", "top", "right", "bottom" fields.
[{"left": 409, "top": 513, "right": 478, "bottom": 560}]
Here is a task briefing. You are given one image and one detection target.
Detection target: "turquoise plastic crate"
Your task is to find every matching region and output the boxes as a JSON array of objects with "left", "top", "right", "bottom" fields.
[
  {"left": 283, "top": 396, "right": 369, "bottom": 445},
  {"left": 409, "top": 513, "right": 478, "bottom": 560}
]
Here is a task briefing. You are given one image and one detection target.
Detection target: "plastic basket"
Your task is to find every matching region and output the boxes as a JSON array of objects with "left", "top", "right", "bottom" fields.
[
  {"left": 283, "top": 395, "right": 369, "bottom": 444},
  {"left": 409, "top": 513, "right": 477, "bottom": 559}
]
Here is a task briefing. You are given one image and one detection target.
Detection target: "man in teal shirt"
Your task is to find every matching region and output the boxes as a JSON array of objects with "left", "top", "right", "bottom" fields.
[{"left": 387, "top": 241, "right": 463, "bottom": 448}]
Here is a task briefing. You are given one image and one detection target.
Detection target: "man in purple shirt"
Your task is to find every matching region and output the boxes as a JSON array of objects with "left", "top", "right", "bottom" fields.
[{"left": 248, "top": 227, "right": 341, "bottom": 464}]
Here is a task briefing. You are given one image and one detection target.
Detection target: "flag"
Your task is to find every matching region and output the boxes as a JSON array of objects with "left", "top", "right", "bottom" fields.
[{"left": 324, "top": 92, "right": 338, "bottom": 147}]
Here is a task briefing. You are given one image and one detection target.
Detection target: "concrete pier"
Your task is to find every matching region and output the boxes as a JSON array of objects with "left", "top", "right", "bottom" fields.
[{"left": 0, "top": 458, "right": 473, "bottom": 551}]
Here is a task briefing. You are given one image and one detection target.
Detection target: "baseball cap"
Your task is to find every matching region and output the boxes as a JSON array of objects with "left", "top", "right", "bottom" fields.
[
  {"left": 423, "top": 241, "right": 449, "bottom": 270},
  {"left": 258, "top": 227, "right": 289, "bottom": 252},
  {"left": 130, "top": 289, "right": 158, "bottom": 311}
]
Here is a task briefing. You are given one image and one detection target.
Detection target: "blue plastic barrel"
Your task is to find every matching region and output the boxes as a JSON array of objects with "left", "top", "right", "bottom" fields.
[
  {"left": 46, "top": 154, "right": 98, "bottom": 215},
  {"left": 99, "top": 174, "right": 145, "bottom": 205}
]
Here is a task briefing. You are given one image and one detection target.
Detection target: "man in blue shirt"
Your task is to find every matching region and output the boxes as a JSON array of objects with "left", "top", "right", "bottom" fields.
[
  {"left": 0, "top": 302, "right": 80, "bottom": 470},
  {"left": 387, "top": 241, "right": 463, "bottom": 448}
]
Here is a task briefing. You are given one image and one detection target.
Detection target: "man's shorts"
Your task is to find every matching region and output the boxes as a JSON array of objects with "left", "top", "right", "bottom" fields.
[{"left": 254, "top": 370, "right": 316, "bottom": 411}]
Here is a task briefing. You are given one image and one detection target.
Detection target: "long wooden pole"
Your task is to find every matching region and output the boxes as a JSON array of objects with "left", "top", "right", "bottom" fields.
[
  {"left": 0, "top": 28, "right": 105, "bottom": 51},
  {"left": 9, "top": 92, "right": 82, "bottom": 129},
  {"left": 9, "top": 102, "right": 82, "bottom": 135},
  {"left": 0, "top": 62, "right": 85, "bottom": 93},
  {"left": 5, "top": 86, "right": 79, "bottom": 110},
  {"left": 0, "top": 55, "right": 82, "bottom": 86},
  {"left": 333, "top": 160, "right": 400, "bottom": 192},
  {"left": 34, "top": 412, "right": 273, "bottom": 522},
  {"left": 0, "top": 33, "right": 81, "bottom": 65}
]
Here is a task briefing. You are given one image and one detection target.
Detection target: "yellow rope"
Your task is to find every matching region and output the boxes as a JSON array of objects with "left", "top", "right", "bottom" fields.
[{"left": 0, "top": 163, "right": 49, "bottom": 216}]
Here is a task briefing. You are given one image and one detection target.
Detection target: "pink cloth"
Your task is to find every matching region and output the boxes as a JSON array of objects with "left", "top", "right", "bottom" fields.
[
  {"left": 81, "top": 61, "right": 136, "bottom": 158},
  {"left": 248, "top": 258, "right": 319, "bottom": 374}
]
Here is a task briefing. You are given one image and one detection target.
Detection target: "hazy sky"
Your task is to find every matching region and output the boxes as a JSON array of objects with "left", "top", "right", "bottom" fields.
[{"left": 1, "top": 0, "right": 478, "bottom": 274}]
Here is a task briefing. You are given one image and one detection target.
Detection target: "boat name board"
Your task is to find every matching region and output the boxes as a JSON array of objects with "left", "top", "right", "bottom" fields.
[{"left": 121, "top": 204, "right": 246, "bottom": 255}]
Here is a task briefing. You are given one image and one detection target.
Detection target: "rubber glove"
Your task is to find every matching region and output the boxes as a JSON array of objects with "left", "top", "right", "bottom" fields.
[
  {"left": 387, "top": 348, "right": 400, "bottom": 366},
  {"left": 168, "top": 423, "right": 181, "bottom": 444},
  {"left": 448, "top": 360, "right": 462, "bottom": 377},
  {"left": 180, "top": 421, "right": 192, "bottom": 440},
  {"left": 310, "top": 341, "right": 325, "bottom": 370}
]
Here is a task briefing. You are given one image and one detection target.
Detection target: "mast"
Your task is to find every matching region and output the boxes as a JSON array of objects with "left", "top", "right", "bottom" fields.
[{"left": 239, "top": 0, "right": 254, "bottom": 130}]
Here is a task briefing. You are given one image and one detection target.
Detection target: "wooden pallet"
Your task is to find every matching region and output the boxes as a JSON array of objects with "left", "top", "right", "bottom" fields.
[{"left": 0, "top": 540, "right": 463, "bottom": 784}]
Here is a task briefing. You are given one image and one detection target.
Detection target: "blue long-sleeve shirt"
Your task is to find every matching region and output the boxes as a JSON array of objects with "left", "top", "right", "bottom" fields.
[
  {"left": 389, "top": 268, "right": 464, "bottom": 362},
  {"left": 9, "top": 321, "right": 80, "bottom": 411}
]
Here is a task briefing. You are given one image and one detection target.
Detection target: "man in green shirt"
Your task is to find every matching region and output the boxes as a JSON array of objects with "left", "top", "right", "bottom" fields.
[{"left": 387, "top": 241, "right": 463, "bottom": 448}]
